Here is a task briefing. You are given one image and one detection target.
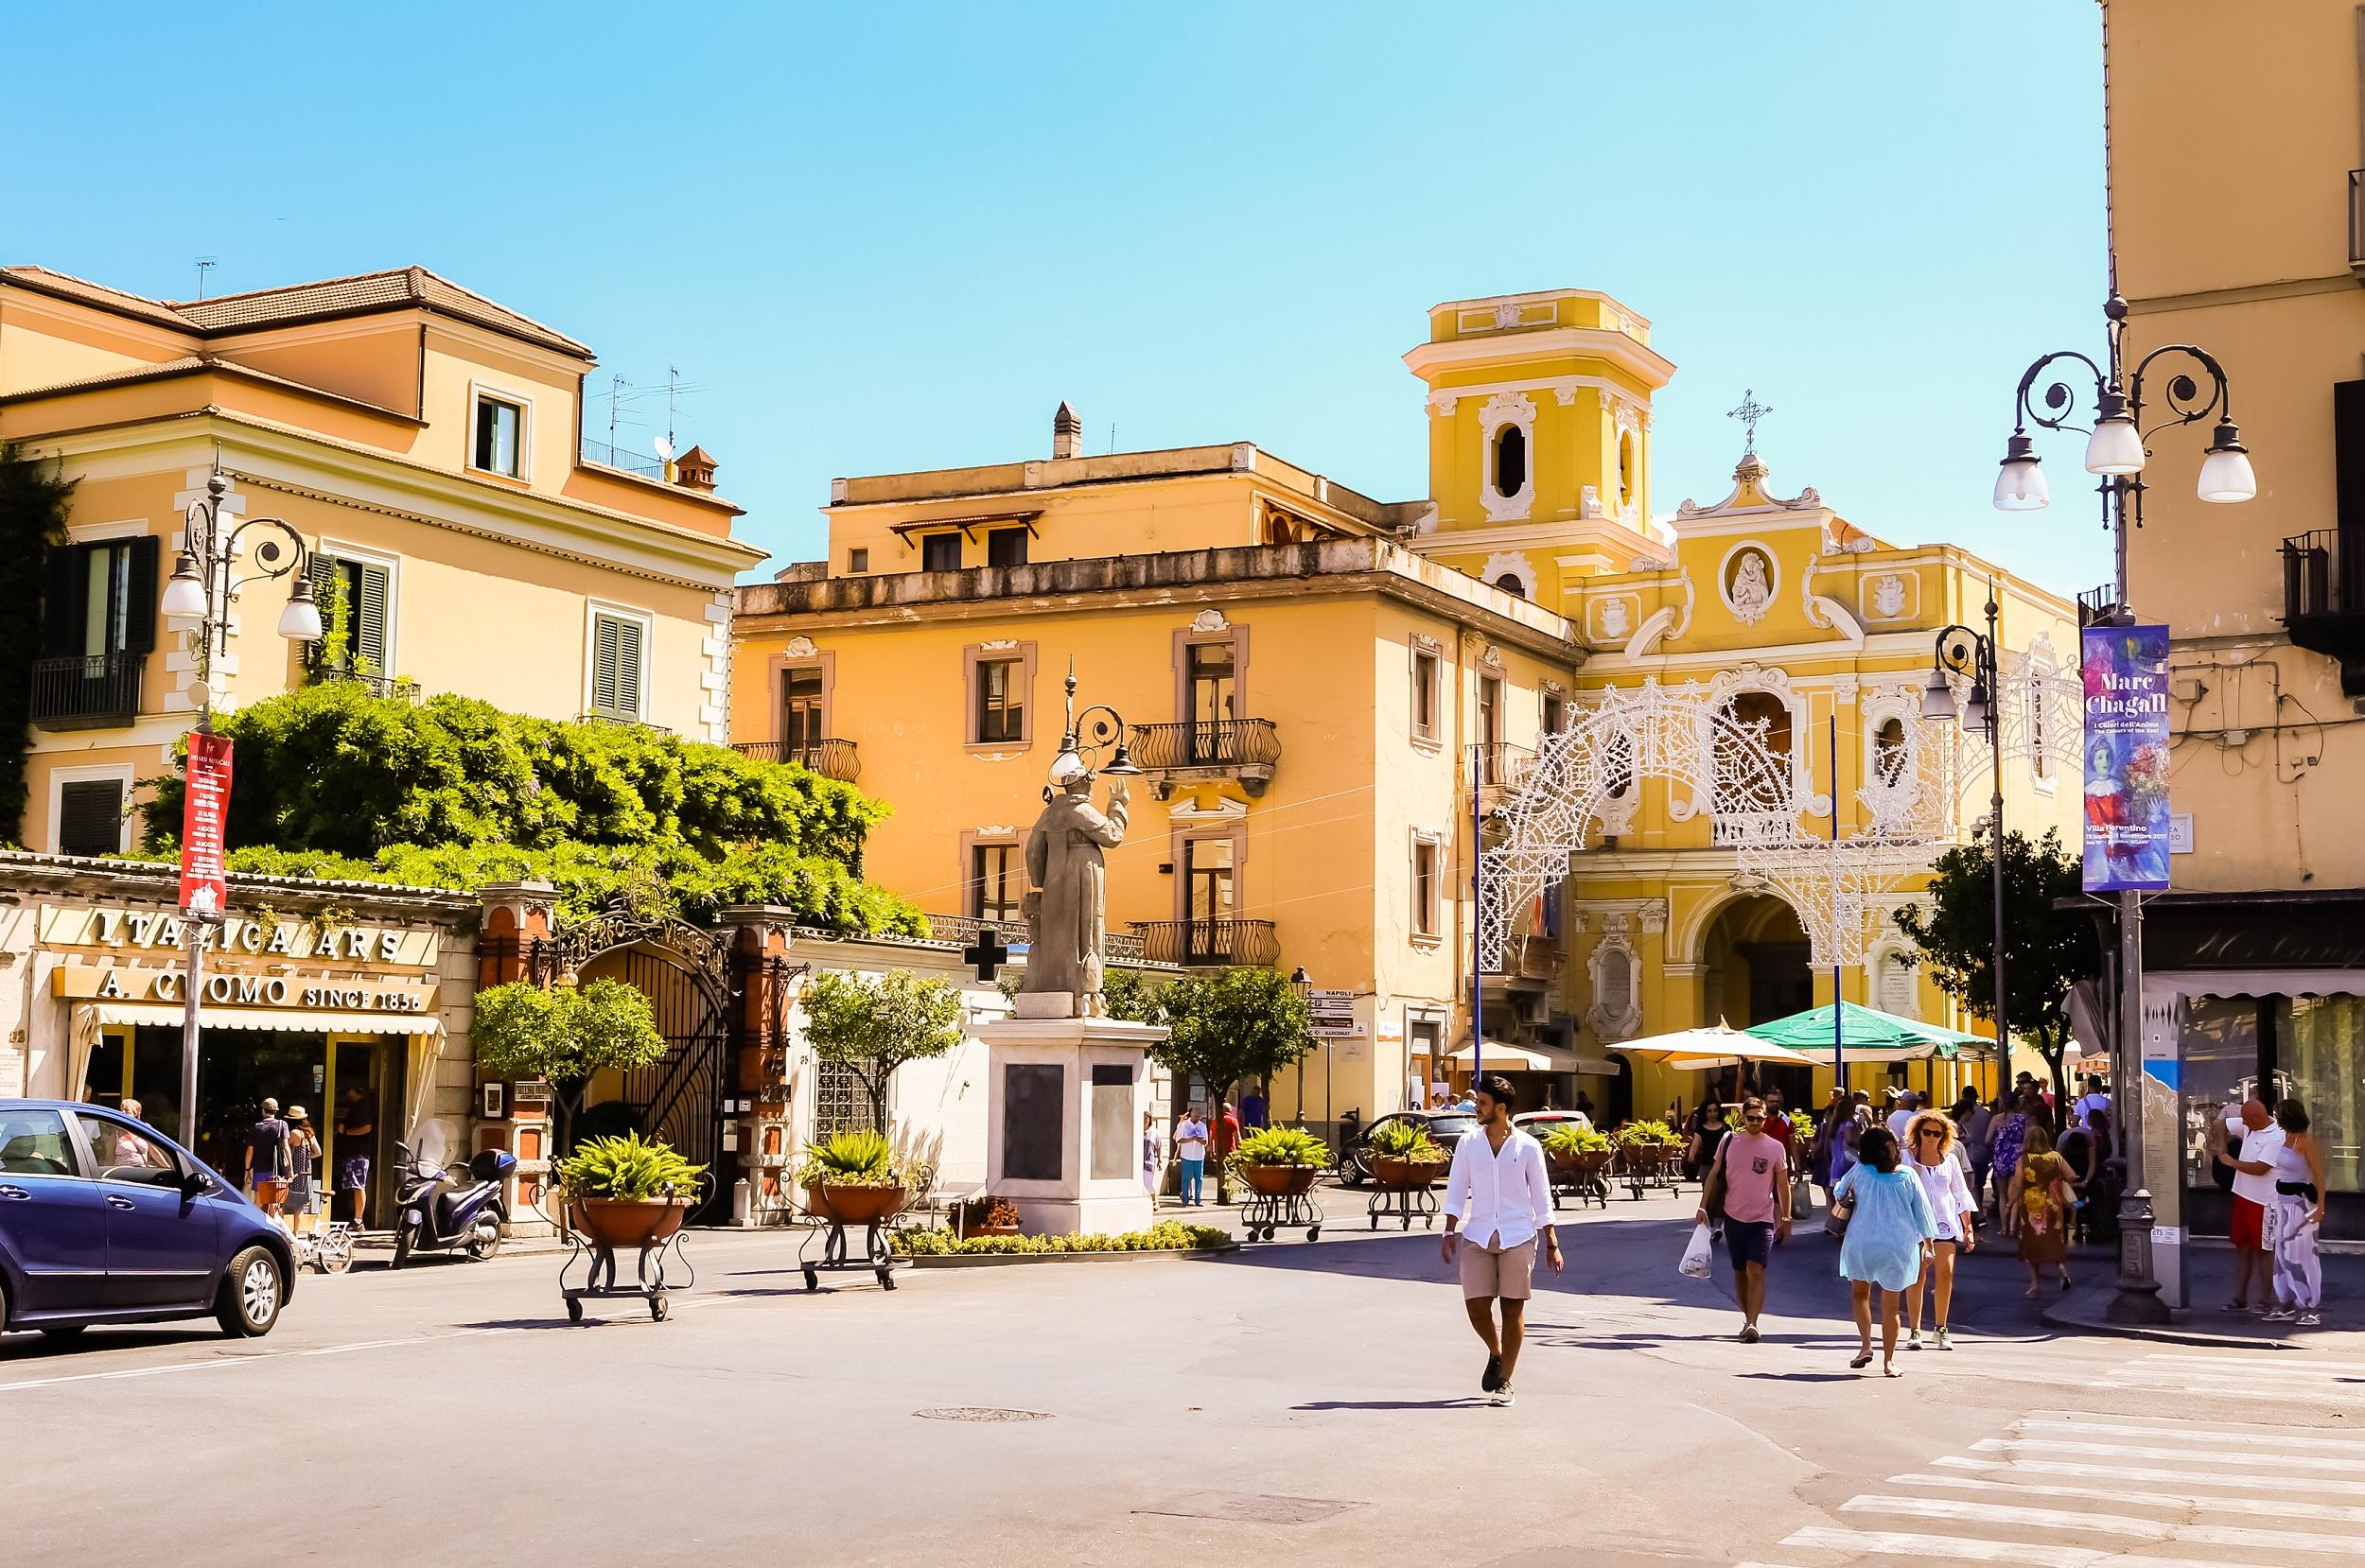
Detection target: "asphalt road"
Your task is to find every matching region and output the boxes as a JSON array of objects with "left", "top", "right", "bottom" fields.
[{"left": 7, "top": 1189, "right": 2359, "bottom": 1568}]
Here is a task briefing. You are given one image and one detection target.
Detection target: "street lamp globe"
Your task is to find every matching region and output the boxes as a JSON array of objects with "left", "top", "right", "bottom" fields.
[
  {"left": 2084, "top": 397, "right": 2146, "bottom": 477},
  {"left": 160, "top": 551, "right": 209, "bottom": 621},
  {"left": 1962, "top": 683, "right": 1991, "bottom": 737},
  {"left": 1992, "top": 434, "right": 2049, "bottom": 512},
  {"left": 2197, "top": 417, "right": 2258, "bottom": 503},
  {"left": 1918, "top": 668, "right": 1958, "bottom": 723},
  {"left": 276, "top": 576, "right": 324, "bottom": 641}
]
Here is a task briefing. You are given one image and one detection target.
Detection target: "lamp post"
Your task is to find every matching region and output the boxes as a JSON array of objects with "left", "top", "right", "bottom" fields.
[
  {"left": 159, "top": 469, "right": 322, "bottom": 1152},
  {"left": 1920, "top": 593, "right": 2010, "bottom": 1078},
  {"left": 1992, "top": 293, "right": 2256, "bottom": 1324}
]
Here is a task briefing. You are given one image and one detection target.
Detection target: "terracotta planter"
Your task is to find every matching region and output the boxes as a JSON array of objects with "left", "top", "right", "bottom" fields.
[
  {"left": 975, "top": 1222, "right": 1022, "bottom": 1236},
  {"left": 1548, "top": 1147, "right": 1614, "bottom": 1177},
  {"left": 816, "top": 1182, "right": 906, "bottom": 1226},
  {"left": 569, "top": 1196, "right": 691, "bottom": 1252},
  {"left": 1238, "top": 1163, "right": 1319, "bottom": 1197},
  {"left": 1370, "top": 1155, "right": 1447, "bottom": 1189}
]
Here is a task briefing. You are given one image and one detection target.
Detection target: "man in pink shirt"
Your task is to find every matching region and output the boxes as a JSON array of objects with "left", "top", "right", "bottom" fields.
[{"left": 1696, "top": 1095, "right": 1793, "bottom": 1343}]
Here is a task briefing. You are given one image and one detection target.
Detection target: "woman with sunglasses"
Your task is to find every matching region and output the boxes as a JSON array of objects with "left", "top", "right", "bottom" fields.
[{"left": 1901, "top": 1111, "right": 1977, "bottom": 1350}]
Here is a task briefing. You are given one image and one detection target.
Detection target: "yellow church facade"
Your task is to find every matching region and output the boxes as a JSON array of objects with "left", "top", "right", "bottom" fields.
[{"left": 731, "top": 289, "right": 2081, "bottom": 1133}]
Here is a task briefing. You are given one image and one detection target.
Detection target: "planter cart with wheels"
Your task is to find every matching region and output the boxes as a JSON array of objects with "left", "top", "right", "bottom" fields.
[
  {"left": 1548, "top": 1148, "right": 1613, "bottom": 1211},
  {"left": 1235, "top": 1163, "right": 1322, "bottom": 1242},
  {"left": 1616, "top": 1141, "right": 1677, "bottom": 1200},
  {"left": 560, "top": 1193, "right": 695, "bottom": 1323},
  {"left": 799, "top": 1183, "right": 907, "bottom": 1292},
  {"left": 1365, "top": 1156, "right": 1446, "bottom": 1230}
]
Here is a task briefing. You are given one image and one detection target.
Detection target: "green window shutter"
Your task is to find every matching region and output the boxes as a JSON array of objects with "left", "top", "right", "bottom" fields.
[
  {"left": 57, "top": 779, "right": 124, "bottom": 858},
  {"left": 41, "top": 543, "right": 85, "bottom": 657},
  {"left": 613, "top": 617, "right": 642, "bottom": 717},
  {"left": 592, "top": 615, "right": 620, "bottom": 713},
  {"left": 121, "top": 536, "right": 159, "bottom": 654},
  {"left": 357, "top": 563, "right": 390, "bottom": 671}
]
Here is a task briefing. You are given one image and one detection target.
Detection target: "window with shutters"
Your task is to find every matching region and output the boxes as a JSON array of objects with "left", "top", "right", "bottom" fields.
[
  {"left": 587, "top": 608, "right": 648, "bottom": 722},
  {"left": 963, "top": 642, "right": 1035, "bottom": 750},
  {"left": 1410, "top": 639, "right": 1442, "bottom": 743},
  {"left": 55, "top": 777, "right": 126, "bottom": 858},
  {"left": 469, "top": 390, "right": 527, "bottom": 479},
  {"left": 986, "top": 528, "right": 1028, "bottom": 567},
  {"left": 920, "top": 532, "right": 961, "bottom": 571},
  {"left": 35, "top": 535, "right": 156, "bottom": 726},
  {"left": 969, "top": 842, "right": 1023, "bottom": 923},
  {"left": 1410, "top": 836, "right": 1442, "bottom": 941},
  {"left": 307, "top": 552, "right": 393, "bottom": 686}
]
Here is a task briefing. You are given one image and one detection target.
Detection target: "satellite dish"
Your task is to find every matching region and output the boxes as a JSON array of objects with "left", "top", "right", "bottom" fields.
[{"left": 653, "top": 435, "right": 676, "bottom": 463}]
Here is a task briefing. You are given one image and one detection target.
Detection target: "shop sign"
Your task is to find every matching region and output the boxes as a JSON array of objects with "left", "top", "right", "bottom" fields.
[
  {"left": 2080, "top": 623, "right": 2173, "bottom": 893},
  {"left": 1308, "top": 989, "right": 1364, "bottom": 1038},
  {"left": 179, "top": 732, "right": 233, "bottom": 916},
  {"left": 52, "top": 963, "right": 438, "bottom": 1013},
  {"left": 39, "top": 906, "right": 439, "bottom": 967}
]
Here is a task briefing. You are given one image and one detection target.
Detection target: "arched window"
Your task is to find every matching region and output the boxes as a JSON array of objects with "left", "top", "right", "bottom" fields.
[
  {"left": 1873, "top": 716, "right": 1909, "bottom": 788},
  {"left": 1604, "top": 729, "right": 1636, "bottom": 799},
  {"left": 1495, "top": 424, "right": 1527, "bottom": 498},
  {"left": 1494, "top": 572, "right": 1527, "bottom": 599},
  {"left": 1715, "top": 691, "right": 1793, "bottom": 817}
]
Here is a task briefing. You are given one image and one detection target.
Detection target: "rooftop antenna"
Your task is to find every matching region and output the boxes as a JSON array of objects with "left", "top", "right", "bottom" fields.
[
  {"left": 1109, "top": 423, "right": 1116, "bottom": 454},
  {"left": 193, "top": 257, "right": 217, "bottom": 300},
  {"left": 667, "top": 366, "right": 681, "bottom": 453},
  {"left": 606, "top": 374, "right": 627, "bottom": 452}
]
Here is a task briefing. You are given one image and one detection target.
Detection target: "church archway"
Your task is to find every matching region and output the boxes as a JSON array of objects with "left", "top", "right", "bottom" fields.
[{"left": 1700, "top": 893, "right": 1813, "bottom": 1105}]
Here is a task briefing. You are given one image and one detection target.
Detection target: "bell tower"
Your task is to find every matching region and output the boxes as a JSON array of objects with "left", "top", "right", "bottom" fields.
[{"left": 1403, "top": 289, "right": 1675, "bottom": 605}]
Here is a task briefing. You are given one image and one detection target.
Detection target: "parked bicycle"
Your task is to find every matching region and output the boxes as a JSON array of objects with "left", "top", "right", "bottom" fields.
[{"left": 290, "top": 1220, "right": 359, "bottom": 1276}]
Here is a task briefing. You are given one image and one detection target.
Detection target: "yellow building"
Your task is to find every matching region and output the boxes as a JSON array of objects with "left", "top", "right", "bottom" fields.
[
  {"left": 2105, "top": 0, "right": 2364, "bottom": 1240},
  {"left": 732, "top": 290, "right": 2081, "bottom": 1132},
  {"left": 1, "top": 263, "right": 763, "bottom": 857}
]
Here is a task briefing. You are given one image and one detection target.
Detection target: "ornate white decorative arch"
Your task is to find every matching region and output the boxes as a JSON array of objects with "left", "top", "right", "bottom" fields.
[{"left": 1479, "top": 392, "right": 1537, "bottom": 522}]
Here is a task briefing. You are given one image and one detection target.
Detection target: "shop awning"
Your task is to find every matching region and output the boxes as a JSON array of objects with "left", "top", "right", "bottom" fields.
[
  {"left": 1446, "top": 1040, "right": 1580, "bottom": 1073},
  {"left": 87, "top": 1002, "right": 443, "bottom": 1037}
]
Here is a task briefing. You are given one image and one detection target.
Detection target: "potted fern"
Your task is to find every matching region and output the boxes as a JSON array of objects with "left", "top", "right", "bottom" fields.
[
  {"left": 556, "top": 1133, "right": 706, "bottom": 1251},
  {"left": 1366, "top": 1119, "right": 1448, "bottom": 1189},
  {"left": 1228, "top": 1126, "right": 1329, "bottom": 1197},
  {"left": 1541, "top": 1121, "right": 1615, "bottom": 1178},
  {"left": 797, "top": 1128, "right": 909, "bottom": 1227}
]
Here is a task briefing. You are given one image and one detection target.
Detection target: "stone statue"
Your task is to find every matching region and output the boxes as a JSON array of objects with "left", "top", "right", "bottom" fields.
[
  {"left": 1729, "top": 549, "right": 1773, "bottom": 621},
  {"left": 1021, "top": 753, "right": 1130, "bottom": 1014}
]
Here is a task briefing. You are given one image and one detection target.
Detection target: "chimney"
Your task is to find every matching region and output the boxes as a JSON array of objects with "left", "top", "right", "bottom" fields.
[
  {"left": 1052, "top": 401, "right": 1082, "bottom": 461},
  {"left": 673, "top": 444, "right": 719, "bottom": 493}
]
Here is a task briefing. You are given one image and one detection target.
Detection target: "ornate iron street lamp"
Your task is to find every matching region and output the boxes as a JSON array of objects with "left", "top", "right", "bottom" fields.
[
  {"left": 1992, "top": 293, "right": 2258, "bottom": 1324},
  {"left": 1920, "top": 594, "right": 2011, "bottom": 1074},
  {"left": 1050, "top": 660, "right": 1144, "bottom": 780},
  {"left": 160, "top": 469, "right": 322, "bottom": 1151}
]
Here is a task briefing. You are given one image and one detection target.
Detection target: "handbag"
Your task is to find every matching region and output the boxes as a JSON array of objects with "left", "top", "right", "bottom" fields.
[
  {"left": 1825, "top": 1170, "right": 1853, "bottom": 1239},
  {"left": 1700, "top": 1136, "right": 1732, "bottom": 1222}
]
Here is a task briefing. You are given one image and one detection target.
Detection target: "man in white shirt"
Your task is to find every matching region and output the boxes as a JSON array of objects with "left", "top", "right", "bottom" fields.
[
  {"left": 1174, "top": 1106, "right": 1210, "bottom": 1208},
  {"left": 1441, "top": 1073, "right": 1563, "bottom": 1407},
  {"left": 1885, "top": 1089, "right": 1921, "bottom": 1141},
  {"left": 2225, "top": 1097, "right": 2288, "bottom": 1313}
]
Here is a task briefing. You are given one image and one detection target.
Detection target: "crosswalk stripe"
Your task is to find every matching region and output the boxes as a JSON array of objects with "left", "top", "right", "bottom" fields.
[
  {"left": 1890, "top": 1470, "right": 2365, "bottom": 1524},
  {"left": 2137, "top": 1353, "right": 2365, "bottom": 1374},
  {"left": 1936, "top": 1453, "right": 2365, "bottom": 1498},
  {"left": 2018, "top": 1415, "right": 2365, "bottom": 1452},
  {"left": 1973, "top": 1436, "right": 2365, "bottom": 1472},
  {"left": 1845, "top": 1495, "right": 2365, "bottom": 1556},
  {"left": 1777, "top": 1524, "right": 2241, "bottom": 1568},
  {"left": 2091, "top": 1390, "right": 2365, "bottom": 1409},
  {"left": 2117, "top": 1358, "right": 2365, "bottom": 1385}
]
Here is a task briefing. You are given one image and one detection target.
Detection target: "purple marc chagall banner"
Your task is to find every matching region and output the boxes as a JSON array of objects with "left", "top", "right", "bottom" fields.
[{"left": 2081, "top": 623, "right": 2173, "bottom": 892}]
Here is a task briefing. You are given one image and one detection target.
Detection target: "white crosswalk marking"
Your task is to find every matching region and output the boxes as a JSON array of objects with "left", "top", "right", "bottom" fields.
[{"left": 1766, "top": 1352, "right": 2364, "bottom": 1566}]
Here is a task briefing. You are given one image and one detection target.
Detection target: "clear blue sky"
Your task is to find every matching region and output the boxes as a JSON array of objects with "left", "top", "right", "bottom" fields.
[{"left": 8, "top": 1, "right": 2111, "bottom": 595}]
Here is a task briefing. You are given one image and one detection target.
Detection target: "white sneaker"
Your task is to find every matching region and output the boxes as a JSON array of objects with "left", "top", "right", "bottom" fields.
[
  {"left": 1490, "top": 1385, "right": 1515, "bottom": 1407},
  {"left": 1932, "top": 1326, "right": 1953, "bottom": 1350},
  {"left": 1906, "top": 1330, "right": 1922, "bottom": 1350}
]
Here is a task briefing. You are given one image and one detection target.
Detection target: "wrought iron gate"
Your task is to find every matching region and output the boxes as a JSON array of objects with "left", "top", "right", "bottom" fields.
[{"left": 536, "top": 904, "right": 734, "bottom": 1223}]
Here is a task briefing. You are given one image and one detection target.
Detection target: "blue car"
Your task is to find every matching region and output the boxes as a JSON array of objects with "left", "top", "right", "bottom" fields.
[{"left": 0, "top": 1099, "right": 294, "bottom": 1341}]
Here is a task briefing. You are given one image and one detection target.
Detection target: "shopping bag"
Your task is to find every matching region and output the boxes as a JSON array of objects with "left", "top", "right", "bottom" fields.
[{"left": 1678, "top": 1221, "right": 1715, "bottom": 1281}]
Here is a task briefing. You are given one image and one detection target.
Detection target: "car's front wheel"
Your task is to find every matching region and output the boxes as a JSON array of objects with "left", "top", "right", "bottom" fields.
[{"left": 217, "top": 1246, "right": 285, "bottom": 1337}]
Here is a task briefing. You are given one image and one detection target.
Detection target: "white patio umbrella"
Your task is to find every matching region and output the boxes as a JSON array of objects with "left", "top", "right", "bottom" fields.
[{"left": 1612, "top": 1024, "right": 1818, "bottom": 1072}]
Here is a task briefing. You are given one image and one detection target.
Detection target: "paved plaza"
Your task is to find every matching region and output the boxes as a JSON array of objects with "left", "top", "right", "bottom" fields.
[{"left": 9, "top": 1193, "right": 2358, "bottom": 1567}]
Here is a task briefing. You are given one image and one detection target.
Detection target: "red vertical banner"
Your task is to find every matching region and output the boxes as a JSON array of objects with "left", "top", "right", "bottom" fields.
[{"left": 179, "top": 731, "right": 235, "bottom": 916}]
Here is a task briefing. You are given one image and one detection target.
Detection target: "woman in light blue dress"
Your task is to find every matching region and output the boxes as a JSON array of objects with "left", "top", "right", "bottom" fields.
[{"left": 1832, "top": 1124, "right": 1936, "bottom": 1377}]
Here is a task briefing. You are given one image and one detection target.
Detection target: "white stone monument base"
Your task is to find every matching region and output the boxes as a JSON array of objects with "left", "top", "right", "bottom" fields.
[{"left": 977, "top": 1012, "right": 1166, "bottom": 1237}]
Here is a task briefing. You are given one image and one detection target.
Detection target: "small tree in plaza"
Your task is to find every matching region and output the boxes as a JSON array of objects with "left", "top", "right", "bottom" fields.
[
  {"left": 799, "top": 967, "right": 969, "bottom": 1132},
  {"left": 1152, "top": 965, "right": 1314, "bottom": 1119},
  {"left": 471, "top": 977, "right": 667, "bottom": 1153},
  {"left": 1892, "top": 828, "right": 2098, "bottom": 1106}
]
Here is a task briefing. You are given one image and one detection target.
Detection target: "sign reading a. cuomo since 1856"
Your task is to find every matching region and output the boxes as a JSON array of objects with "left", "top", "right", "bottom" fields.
[{"left": 2080, "top": 623, "right": 2174, "bottom": 893}]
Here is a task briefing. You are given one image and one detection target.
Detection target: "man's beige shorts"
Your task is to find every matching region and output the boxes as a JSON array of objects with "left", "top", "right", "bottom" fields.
[{"left": 1458, "top": 1236, "right": 1536, "bottom": 1300}]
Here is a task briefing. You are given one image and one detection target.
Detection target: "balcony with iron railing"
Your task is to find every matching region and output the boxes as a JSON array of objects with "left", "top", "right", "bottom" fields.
[
  {"left": 733, "top": 737, "right": 862, "bottom": 783},
  {"left": 1126, "top": 917, "right": 1281, "bottom": 967},
  {"left": 2282, "top": 528, "right": 2365, "bottom": 695},
  {"left": 2076, "top": 584, "right": 2119, "bottom": 628},
  {"left": 1481, "top": 932, "right": 1564, "bottom": 984},
  {"left": 1127, "top": 718, "right": 1281, "bottom": 797},
  {"left": 30, "top": 652, "right": 146, "bottom": 729},
  {"left": 306, "top": 664, "right": 421, "bottom": 703},
  {"left": 1468, "top": 740, "right": 1536, "bottom": 806},
  {"left": 580, "top": 438, "right": 668, "bottom": 479}
]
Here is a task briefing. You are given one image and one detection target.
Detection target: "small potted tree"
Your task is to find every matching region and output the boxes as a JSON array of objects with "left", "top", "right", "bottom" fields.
[
  {"left": 796, "top": 1128, "right": 909, "bottom": 1227},
  {"left": 471, "top": 977, "right": 667, "bottom": 1157},
  {"left": 1365, "top": 1119, "right": 1448, "bottom": 1188},
  {"left": 1228, "top": 1126, "right": 1329, "bottom": 1198},
  {"left": 556, "top": 1132, "right": 707, "bottom": 1251}
]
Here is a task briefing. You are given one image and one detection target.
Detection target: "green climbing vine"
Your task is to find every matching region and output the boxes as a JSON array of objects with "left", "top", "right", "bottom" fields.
[{"left": 0, "top": 444, "right": 78, "bottom": 844}]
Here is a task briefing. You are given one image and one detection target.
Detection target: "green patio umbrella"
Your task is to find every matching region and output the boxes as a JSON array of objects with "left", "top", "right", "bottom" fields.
[{"left": 1743, "top": 1002, "right": 1989, "bottom": 1065}]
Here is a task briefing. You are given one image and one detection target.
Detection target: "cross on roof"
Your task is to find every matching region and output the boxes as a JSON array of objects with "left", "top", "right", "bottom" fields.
[
  {"left": 1727, "top": 388, "right": 1772, "bottom": 454},
  {"left": 961, "top": 925, "right": 1012, "bottom": 983}
]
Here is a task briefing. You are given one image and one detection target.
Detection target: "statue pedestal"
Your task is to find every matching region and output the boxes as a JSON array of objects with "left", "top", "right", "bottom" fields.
[{"left": 977, "top": 1012, "right": 1166, "bottom": 1237}]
